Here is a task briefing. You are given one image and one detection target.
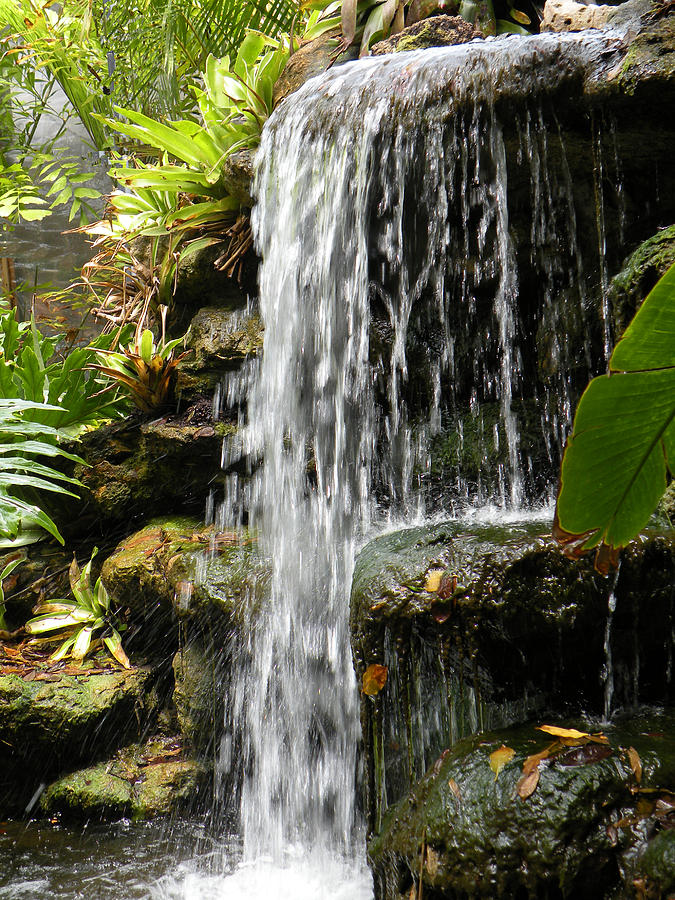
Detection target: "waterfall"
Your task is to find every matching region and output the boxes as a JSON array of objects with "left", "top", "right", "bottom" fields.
[{"left": 201, "top": 27, "right": 626, "bottom": 896}]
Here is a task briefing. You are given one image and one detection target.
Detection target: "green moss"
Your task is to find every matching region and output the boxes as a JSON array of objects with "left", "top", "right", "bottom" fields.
[
  {"left": 616, "top": 19, "right": 675, "bottom": 96},
  {"left": 609, "top": 224, "right": 675, "bottom": 336},
  {"left": 41, "top": 737, "right": 207, "bottom": 820}
]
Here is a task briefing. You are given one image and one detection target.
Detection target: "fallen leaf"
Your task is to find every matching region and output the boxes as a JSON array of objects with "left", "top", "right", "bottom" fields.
[
  {"left": 522, "top": 743, "right": 560, "bottom": 775},
  {"left": 489, "top": 744, "right": 515, "bottom": 780},
  {"left": 437, "top": 573, "right": 457, "bottom": 599},
  {"left": 537, "top": 725, "right": 608, "bottom": 744},
  {"left": 425, "top": 846, "right": 440, "bottom": 877},
  {"left": 448, "top": 778, "right": 462, "bottom": 801},
  {"left": 627, "top": 746, "right": 642, "bottom": 782},
  {"left": 362, "top": 663, "right": 388, "bottom": 696},
  {"left": 425, "top": 570, "right": 444, "bottom": 592},
  {"left": 516, "top": 766, "right": 540, "bottom": 799}
]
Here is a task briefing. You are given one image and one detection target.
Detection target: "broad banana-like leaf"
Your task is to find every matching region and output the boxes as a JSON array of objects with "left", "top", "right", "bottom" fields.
[{"left": 554, "top": 263, "right": 675, "bottom": 573}]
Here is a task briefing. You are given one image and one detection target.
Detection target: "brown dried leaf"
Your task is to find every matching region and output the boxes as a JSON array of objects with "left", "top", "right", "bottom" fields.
[
  {"left": 448, "top": 778, "right": 461, "bottom": 802},
  {"left": 557, "top": 743, "right": 612, "bottom": 767},
  {"left": 522, "top": 743, "right": 559, "bottom": 775},
  {"left": 489, "top": 744, "right": 515, "bottom": 780},
  {"left": 627, "top": 746, "right": 642, "bottom": 782},
  {"left": 516, "top": 766, "right": 540, "bottom": 799},
  {"left": 362, "top": 663, "right": 388, "bottom": 696}
]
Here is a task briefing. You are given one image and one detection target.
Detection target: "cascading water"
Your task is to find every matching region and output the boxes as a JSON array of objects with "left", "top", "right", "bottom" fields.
[{"left": 172, "top": 27, "right": 630, "bottom": 899}]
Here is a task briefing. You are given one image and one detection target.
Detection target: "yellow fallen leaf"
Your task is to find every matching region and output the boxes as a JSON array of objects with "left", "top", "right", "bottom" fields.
[
  {"left": 489, "top": 744, "right": 515, "bottom": 780},
  {"left": 510, "top": 8, "right": 531, "bottom": 24},
  {"left": 522, "top": 743, "right": 559, "bottom": 775},
  {"left": 516, "top": 766, "right": 540, "bottom": 799},
  {"left": 362, "top": 663, "right": 388, "bottom": 696},
  {"left": 537, "top": 725, "right": 595, "bottom": 741},
  {"left": 425, "top": 569, "right": 444, "bottom": 592},
  {"left": 628, "top": 746, "right": 642, "bottom": 782}
]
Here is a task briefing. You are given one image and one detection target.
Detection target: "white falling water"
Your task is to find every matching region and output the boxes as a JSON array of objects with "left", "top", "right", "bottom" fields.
[{"left": 168, "top": 28, "right": 624, "bottom": 899}]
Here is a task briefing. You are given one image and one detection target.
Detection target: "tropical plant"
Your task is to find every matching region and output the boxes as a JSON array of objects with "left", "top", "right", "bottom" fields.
[
  {"left": 554, "top": 262, "right": 675, "bottom": 574},
  {"left": 0, "top": 398, "right": 84, "bottom": 547},
  {"left": 0, "top": 306, "right": 128, "bottom": 432},
  {"left": 308, "top": 0, "right": 532, "bottom": 57},
  {"left": 25, "top": 549, "right": 130, "bottom": 667},
  {"left": 0, "top": 554, "right": 22, "bottom": 629},
  {"left": 89, "top": 305, "right": 187, "bottom": 411}
]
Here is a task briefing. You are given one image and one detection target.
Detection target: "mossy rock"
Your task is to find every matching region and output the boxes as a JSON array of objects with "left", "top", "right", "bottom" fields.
[
  {"left": 101, "top": 516, "right": 271, "bottom": 651},
  {"left": 352, "top": 522, "right": 675, "bottom": 829},
  {"left": 273, "top": 31, "right": 359, "bottom": 106},
  {"left": 172, "top": 640, "right": 226, "bottom": 752},
  {"left": 53, "top": 405, "right": 234, "bottom": 537},
  {"left": 371, "top": 15, "right": 482, "bottom": 55},
  {"left": 0, "top": 666, "right": 157, "bottom": 813},
  {"left": 609, "top": 224, "right": 675, "bottom": 336},
  {"left": 41, "top": 736, "right": 208, "bottom": 820},
  {"left": 614, "top": 10, "right": 675, "bottom": 96},
  {"left": 369, "top": 712, "right": 675, "bottom": 899},
  {"left": 176, "top": 306, "right": 264, "bottom": 398}
]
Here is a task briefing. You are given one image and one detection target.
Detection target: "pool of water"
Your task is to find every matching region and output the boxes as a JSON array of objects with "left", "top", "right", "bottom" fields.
[{"left": 0, "top": 821, "right": 374, "bottom": 900}]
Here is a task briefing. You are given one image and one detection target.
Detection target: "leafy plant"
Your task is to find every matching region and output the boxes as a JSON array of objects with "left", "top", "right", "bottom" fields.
[
  {"left": 0, "top": 306, "right": 128, "bottom": 432},
  {"left": 0, "top": 554, "right": 22, "bottom": 630},
  {"left": 25, "top": 550, "right": 130, "bottom": 667},
  {"left": 554, "top": 262, "right": 675, "bottom": 574},
  {"left": 0, "top": 399, "right": 84, "bottom": 547},
  {"left": 89, "top": 305, "right": 187, "bottom": 411}
]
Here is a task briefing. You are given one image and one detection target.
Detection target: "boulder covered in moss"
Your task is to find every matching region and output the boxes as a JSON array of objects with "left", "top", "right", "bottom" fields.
[
  {"left": 0, "top": 665, "right": 157, "bottom": 813},
  {"left": 172, "top": 639, "right": 226, "bottom": 752},
  {"left": 41, "top": 736, "right": 207, "bottom": 820},
  {"left": 55, "top": 403, "right": 233, "bottom": 537},
  {"left": 351, "top": 520, "right": 675, "bottom": 829},
  {"left": 176, "top": 306, "right": 264, "bottom": 398},
  {"left": 371, "top": 15, "right": 482, "bottom": 56},
  {"left": 369, "top": 712, "right": 675, "bottom": 899},
  {"left": 609, "top": 224, "right": 675, "bottom": 336}
]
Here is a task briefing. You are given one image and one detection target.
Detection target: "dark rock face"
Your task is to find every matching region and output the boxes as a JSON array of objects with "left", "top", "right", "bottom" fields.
[
  {"left": 371, "top": 16, "right": 482, "bottom": 55},
  {"left": 368, "top": 713, "right": 675, "bottom": 899},
  {"left": 351, "top": 522, "right": 675, "bottom": 839}
]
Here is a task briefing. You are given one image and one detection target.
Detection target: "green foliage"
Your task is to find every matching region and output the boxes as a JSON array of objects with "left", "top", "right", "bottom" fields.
[
  {"left": 0, "top": 398, "right": 84, "bottom": 547},
  {"left": 25, "top": 549, "right": 130, "bottom": 667},
  {"left": 554, "top": 263, "right": 675, "bottom": 573},
  {"left": 90, "top": 306, "right": 187, "bottom": 412},
  {"left": 0, "top": 307, "right": 128, "bottom": 431},
  {"left": 0, "top": 554, "right": 22, "bottom": 629}
]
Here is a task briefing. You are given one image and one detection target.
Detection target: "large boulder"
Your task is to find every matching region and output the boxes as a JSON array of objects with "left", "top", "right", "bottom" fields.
[
  {"left": 40, "top": 735, "right": 207, "bottom": 820},
  {"left": 369, "top": 712, "right": 675, "bottom": 899},
  {"left": 351, "top": 521, "right": 675, "bottom": 831},
  {"left": 0, "top": 665, "right": 158, "bottom": 813}
]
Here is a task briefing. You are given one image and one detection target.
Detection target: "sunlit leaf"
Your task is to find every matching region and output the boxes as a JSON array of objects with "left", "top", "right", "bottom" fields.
[
  {"left": 362, "top": 663, "right": 388, "bottom": 695},
  {"left": 425, "top": 569, "right": 443, "bottom": 592},
  {"left": 489, "top": 744, "right": 514, "bottom": 780},
  {"left": 627, "top": 746, "right": 642, "bottom": 782}
]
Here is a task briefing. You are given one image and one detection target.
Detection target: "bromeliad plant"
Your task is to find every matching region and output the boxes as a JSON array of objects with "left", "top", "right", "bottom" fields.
[
  {"left": 89, "top": 305, "right": 187, "bottom": 412},
  {"left": 0, "top": 555, "right": 22, "bottom": 630},
  {"left": 25, "top": 550, "right": 130, "bottom": 667}
]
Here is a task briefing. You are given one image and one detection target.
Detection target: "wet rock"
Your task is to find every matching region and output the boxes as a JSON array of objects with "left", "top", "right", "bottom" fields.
[
  {"left": 0, "top": 666, "right": 157, "bottom": 813},
  {"left": 56, "top": 406, "right": 232, "bottom": 536},
  {"left": 634, "top": 829, "right": 675, "bottom": 899},
  {"left": 609, "top": 224, "right": 675, "bottom": 335},
  {"left": 273, "top": 32, "right": 359, "bottom": 106},
  {"left": 351, "top": 521, "right": 675, "bottom": 829},
  {"left": 41, "top": 736, "right": 207, "bottom": 820},
  {"left": 101, "top": 516, "right": 270, "bottom": 650},
  {"left": 371, "top": 15, "right": 482, "bottom": 55},
  {"left": 172, "top": 640, "right": 224, "bottom": 751},
  {"left": 221, "top": 150, "right": 255, "bottom": 206},
  {"left": 176, "top": 306, "right": 263, "bottom": 398},
  {"left": 369, "top": 712, "right": 675, "bottom": 899}
]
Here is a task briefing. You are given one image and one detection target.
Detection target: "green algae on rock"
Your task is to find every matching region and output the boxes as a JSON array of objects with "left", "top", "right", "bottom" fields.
[
  {"left": 609, "top": 224, "right": 675, "bottom": 336},
  {"left": 41, "top": 736, "right": 207, "bottom": 821},
  {"left": 370, "top": 16, "right": 482, "bottom": 56}
]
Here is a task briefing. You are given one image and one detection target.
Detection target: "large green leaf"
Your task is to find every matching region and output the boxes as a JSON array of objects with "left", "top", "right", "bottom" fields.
[{"left": 554, "top": 263, "right": 675, "bottom": 573}]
